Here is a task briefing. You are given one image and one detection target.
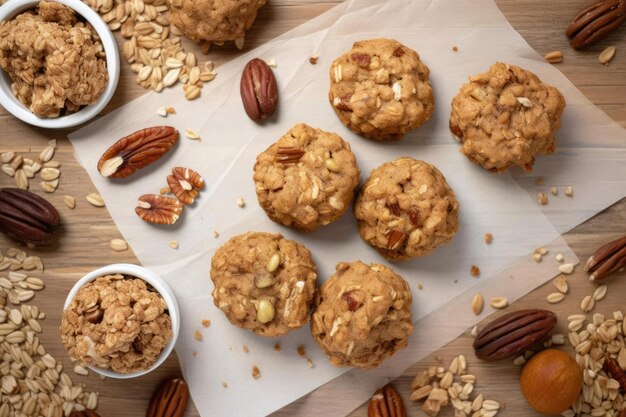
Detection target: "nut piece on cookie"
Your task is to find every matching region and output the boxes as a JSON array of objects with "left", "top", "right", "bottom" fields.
[
  {"left": 449, "top": 62, "right": 566, "bottom": 172},
  {"left": 311, "top": 261, "right": 413, "bottom": 368},
  {"left": 167, "top": 0, "right": 266, "bottom": 42},
  {"left": 253, "top": 123, "right": 360, "bottom": 232},
  {"left": 354, "top": 157, "right": 459, "bottom": 261},
  {"left": 328, "top": 38, "right": 434, "bottom": 141},
  {"left": 210, "top": 232, "right": 318, "bottom": 337}
]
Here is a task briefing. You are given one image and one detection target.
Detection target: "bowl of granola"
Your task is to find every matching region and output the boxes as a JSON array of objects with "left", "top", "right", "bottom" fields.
[
  {"left": 0, "top": 0, "right": 119, "bottom": 128},
  {"left": 61, "top": 263, "right": 180, "bottom": 379}
]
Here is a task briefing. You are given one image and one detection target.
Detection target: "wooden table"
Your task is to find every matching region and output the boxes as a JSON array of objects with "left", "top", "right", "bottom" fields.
[{"left": 0, "top": 0, "right": 624, "bottom": 415}]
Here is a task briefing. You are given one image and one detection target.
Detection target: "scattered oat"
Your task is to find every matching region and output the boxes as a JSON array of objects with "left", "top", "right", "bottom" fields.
[
  {"left": 266, "top": 57, "right": 277, "bottom": 67},
  {"left": 86, "top": 193, "right": 105, "bottom": 207},
  {"left": 546, "top": 292, "right": 566, "bottom": 304},
  {"left": 471, "top": 293, "right": 484, "bottom": 315},
  {"left": 63, "top": 195, "right": 76, "bottom": 209},
  {"left": 237, "top": 197, "right": 246, "bottom": 208},
  {"left": 309, "top": 55, "right": 318, "bottom": 64},
  {"left": 243, "top": 345, "right": 250, "bottom": 353},
  {"left": 592, "top": 285, "right": 607, "bottom": 301},
  {"left": 73, "top": 365, "right": 89, "bottom": 376},
  {"left": 537, "top": 191, "right": 548, "bottom": 205},
  {"left": 555, "top": 253, "right": 564, "bottom": 262},
  {"left": 213, "top": 231, "right": 220, "bottom": 238},
  {"left": 185, "top": 128, "right": 200, "bottom": 140},
  {"left": 274, "top": 343, "right": 282, "bottom": 352},
  {"left": 550, "top": 187, "right": 558, "bottom": 196},
  {"left": 544, "top": 50, "right": 563, "bottom": 64},
  {"left": 194, "top": 330, "right": 203, "bottom": 341},
  {"left": 598, "top": 45, "right": 616, "bottom": 65},
  {"left": 559, "top": 263, "right": 574, "bottom": 274},
  {"left": 489, "top": 296, "right": 508, "bottom": 309},
  {"left": 564, "top": 186, "right": 574, "bottom": 197},
  {"left": 484, "top": 233, "right": 493, "bottom": 244},
  {"left": 306, "top": 358, "right": 314, "bottom": 368},
  {"left": 470, "top": 265, "right": 480, "bottom": 277},
  {"left": 417, "top": 283, "right": 423, "bottom": 290},
  {"left": 157, "top": 106, "right": 168, "bottom": 117},
  {"left": 202, "top": 319, "right": 211, "bottom": 328},
  {"left": 110, "top": 238, "right": 128, "bottom": 252},
  {"left": 470, "top": 326, "right": 478, "bottom": 337},
  {"left": 553, "top": 275, "right": 568, "bottom": 294},
  {"left": 532, "top": 253, "right": 542, "bottom": 262},
  {"left": 252, "top": 365, "right": 261, "bottom": 379},
  {"left": 168, "top": 240, "right": 179, "bottom": 249}
]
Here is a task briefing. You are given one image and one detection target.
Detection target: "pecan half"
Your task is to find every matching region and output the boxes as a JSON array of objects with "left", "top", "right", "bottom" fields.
[
  {"left": 387, "top": 230, "right": 405, "bottom": 250},
  {"left": 351, "top": 53, "right": 371, "bottom": 68},
  {"left": 368, "top": 385, "right": 406, "bottom": 417},
  {"left": 240, "top": 58, "right": 278, "bottom": 122},
  {"left": 135, "top": 194, "right": 183, "bottom": 225},
  {"left": 0, "top": 188, "right": 60, "bottom": 244},
  {"left": 167, "top": 167, "right": 204, "bottom": 205},
  {"left": 333, "top": 94, "right": 353, "bottom": 112},
  {"left": 97, "top": 126, "right": 179, "bottom": 178},
  {"left": 275, "top": 146, "right": 305, "bottom": 164},
  {"left": 70, "top": 411, "right": 101, "bottom": 417},
  {"left": 84, "top": 305, "right": 104, "bottom": 324},
  {"left": 565, "top": 0, "right": 626, "bottom": 49},
  {"left": 585, "top": 235, "right": 626, "bottom": 281},
  {"left": 603, "top": 358, "right": 626, "bottom": 393},
  {"left": 342, "top": 291, "right": 359, "bottom": 311},
  {"left": 147, "top": 377, "right": 190, "bottom": 417},
  {"left": 473, "top": 309, "right": 557, "bottom": 361}
]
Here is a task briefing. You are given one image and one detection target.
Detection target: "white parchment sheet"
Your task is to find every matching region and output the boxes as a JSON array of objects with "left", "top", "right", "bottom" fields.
[{"left": 69, "top": 0, "right": 626, "bottom": 415}]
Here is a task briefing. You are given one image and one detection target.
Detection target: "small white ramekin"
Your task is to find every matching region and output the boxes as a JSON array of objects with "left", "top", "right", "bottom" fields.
[
  {"left": 0, "top": 0, "right": 120, "bottom": 128},
  {"left": 63, "top": 263, "right": 180, "bottom": 379}
]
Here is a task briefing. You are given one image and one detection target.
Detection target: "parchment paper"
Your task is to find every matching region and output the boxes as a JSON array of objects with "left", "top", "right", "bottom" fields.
[{"left": 69, "top": 0, "right": 626, "bottom": 415}]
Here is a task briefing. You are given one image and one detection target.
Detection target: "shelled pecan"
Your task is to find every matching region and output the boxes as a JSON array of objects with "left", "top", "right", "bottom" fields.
[
  {"left": 147, "top": 377, "right": 189, "bottom": 417},
  {"left": 136, "top": 194, "right": 183, "bottom": 225},
  {"left": 167, "top": 167, "right": 204, "bottom": 205},
  {"left": 565, "top": 0, "right": 626, "bottom": 49},
  {"left": 368, "top": 385, "right": 406, "bottom": 417},
  {"left": 603, "top": 358, "right": 626, "bottom": 393},
  {"left": 585, "top": 235, "right": 626, "bottom": 281},
  {"left": 0, "top": 188, "right": 60, "bottom": 244},
  {"left": 240, "top": 58, "right": 278, "bottom": 122}
]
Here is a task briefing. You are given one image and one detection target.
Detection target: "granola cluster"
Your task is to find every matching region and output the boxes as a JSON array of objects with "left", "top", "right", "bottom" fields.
[
  {"left": 0, "top": 1, "right": 108, "bottom": 118},
  {"left": 60, "top": 274, "right": 172, "bottom": 374}
]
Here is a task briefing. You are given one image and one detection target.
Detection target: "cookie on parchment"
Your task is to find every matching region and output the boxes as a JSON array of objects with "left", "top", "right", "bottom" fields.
[
  {"left": 450, "top": 62, "right": 566, "bottom": 172},
  {"left": 210, "top": 231, "right": 318, "bottom": 337},
  {"left": 167, "top": 0, "right": 266, "bottom": 42},
  {"left": 354, "top": 157, "right": 459, "bottom": 261},
  {"left": 253, "top": 123, "right": 360, "bottom": 232},
  {"left": 329, "top": 38, "right": 434, "bottom": 141},
  {"left": 311, "top": 260, "right": 413, "bottom": 368}
]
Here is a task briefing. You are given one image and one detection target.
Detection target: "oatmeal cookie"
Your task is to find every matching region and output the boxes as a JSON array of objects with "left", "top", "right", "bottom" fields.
[
  {"left": 60, "top": 274, "right": 172, "bottom": 374},
  {"left": 450, "top": 62, "right": 566, "bottom": 172},
  {"left": 328, "top": 38, "right": 434, "bottom": 141},
  {"left": 167, "top": 0, "right": 266, "bottom": 42},
  {"left": 311, "top": 261, "right": 413, "bottom": 368},
  {"left": 0, "top": 1, "right": 108, "bottom": 118},
  {"left": 253, "top": 123, "right": 360, "bottom": 232},
  {"left": 210, "top": 231, "right": 317, "bottom": 337},
  {"left": 354, "top": 158, "right": 459, "bottom": 261}
]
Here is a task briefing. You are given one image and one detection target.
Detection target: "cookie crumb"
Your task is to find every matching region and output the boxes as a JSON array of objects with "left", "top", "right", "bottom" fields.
[
  {"left": 169, "top": 240, "right": 179, "bottom": 249},
  {"left": 537, "top": 191, "right": 548, "bottom": 205},
  {"left": 202, "top": 319, "right": 211, "bottom": 328},
  {"left": 266, "top": 57, "right": 277, "bottom": 68},
  {"left": 484, "top": 232, "right": 493, "bottom": 244},
  {"left": 470, "top": 265, "right": 480, "bottom": 277},
  {"left": 418, "top": 283, "right": 423, "bottom": 290},
  {"left": 213, "top": 230, "right": 220, "bottom": 238},
  {"left": 533, "top": 253, "right": 542, "bottom": 262},
  {"left": 222, "top": 382, "right": 228, "bottom": 388},
  {"left": 470, "top": 326, "right": 478, "bottom": 337},
  {"left": 157, "top": 106, "right": 168, "bottom": 117},
  {"left": 160, "top": 186, "right": 171, "bottom": 195},
  {"left": 296, "top": 346, "right": 306, "bottom": 357},
  {"left": 535, "top": 177, "right": 544, "bottom": 185},
  {"left": 167, "top": 106, "right": 176, "bottom": 114},
  {"left": 564, "top": 186, "right": 574, "bottom": 197},
  {"left": 194, "top": 330, "right": 203, "bottom": 341},
  {"left": 252, "top": 366, "right": 261, "bottom": 379},
  {"left": 274, "top": 343, "right": 282, "bottom": 352},
  {"left": 309, "top": 55, "right": 318, "bottom": 65},
  {"left": 452, "top": 46, "right": 458, "bottom": 52},
  {"left": 555, "top": 253, "right": 564, "bottom": 262},
  {"left": 237, "top": 197, "right": 246, "bottom": 208},
  {"left": 306, "top": 358, "right": 314, "bottom": 368},
  {"left": 435, "top": 356, "right": 443, "bottom": 363},
  {"left": 550, "top": 187, "right": 558, "bottom": 196},
  {"left": 243, "top": 345, "right": 249, "bottom": 353},
  {"left": 192, "top": 351, "right": 197, "bottom": 357}
]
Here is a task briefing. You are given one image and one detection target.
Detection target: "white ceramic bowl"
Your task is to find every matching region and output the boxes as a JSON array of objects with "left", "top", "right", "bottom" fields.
[
  {"left": 0, "top": 0, "right": 120, "bottom": 128},
  {"left": 63, "top": 263, "right": 180, "bottom": 379}
]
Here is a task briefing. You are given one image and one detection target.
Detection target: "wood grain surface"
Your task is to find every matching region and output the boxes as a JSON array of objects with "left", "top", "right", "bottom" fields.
[{"left": 0, "top": 0, "right": 624, "bottom": 416}]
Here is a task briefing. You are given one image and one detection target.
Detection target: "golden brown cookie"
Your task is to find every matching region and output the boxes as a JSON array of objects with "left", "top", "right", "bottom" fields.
[
  {"left": 167, "top": 0, "right": 266, "bottom": 42},
  {"left": 450, "top": 62, "right": 566, "bottom": 172},
  {"left": 311, "top": 261, "right": 413, "bottom": 368},
  {"left": 210, "top": 232, "right": 317, "bottom": 337},
  {"left": 253, "top": 123, "right": 360, "bottom": 232},
  {"left": 328, "top": 38, "right": 434, "bottom": 141},
  {"left": 354, "top": 158, "right": 459, "bottom": 261}
]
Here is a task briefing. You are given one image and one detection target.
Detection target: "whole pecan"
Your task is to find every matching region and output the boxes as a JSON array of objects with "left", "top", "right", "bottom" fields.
[
  {"left": 0, "top": 188, "right": 60, "bottom": 244},
  {"left": 603, "top": 358, "right": 626, "bottom": 393},
  {"left": 69, "top": 411, "right": 101, "bottom": 417},
  {"left": 97, "top": 126, "right": 179, "bottom": 178},
  {"left": 240, "top": 58, "right": 278, "bottom": 122},
  {"left": 166, "top": 167, "right": 204, "bottom": 205},
  {"left": 368, "top": 384, "right": 406, "bottom": 417},
  {"left": 565, "top": 0, "right": 626, "bottom": 49},
  {"left": 135, "top": 194, "right": 183, "bottom": 225},
  {"left": 585, "top": 235, "right": 626, "bottom": 281},
  {"left": 473, "top": 309, "right": 557, "bottom": 361},
  {"left": 147, "top": 377, "right": 189, "bottom": 417}
]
